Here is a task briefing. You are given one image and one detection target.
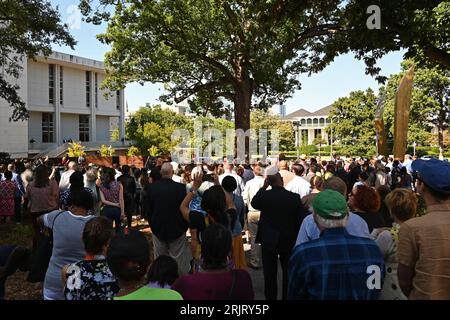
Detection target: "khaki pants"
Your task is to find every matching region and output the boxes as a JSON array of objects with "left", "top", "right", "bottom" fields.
[
  {"left": 152, "top": 233, "right": 192, "bottom": 276},
  {"left": 247, "top": 211, "right": 262, "bottom": 268}
]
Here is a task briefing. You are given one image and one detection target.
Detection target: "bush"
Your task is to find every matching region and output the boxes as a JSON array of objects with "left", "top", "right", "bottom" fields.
[{"left": 299, "top": 145, "right": 317, "bottom": 155}]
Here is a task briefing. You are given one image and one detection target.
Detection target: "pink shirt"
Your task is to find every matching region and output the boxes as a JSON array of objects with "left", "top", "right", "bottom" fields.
[{"left": 171, "top": 270, "right": 254, "bottom": 300}]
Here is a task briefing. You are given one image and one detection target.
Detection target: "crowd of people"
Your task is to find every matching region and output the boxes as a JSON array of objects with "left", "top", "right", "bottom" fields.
[{"left": 0, "top": 152, "right": 449, "bottom": 300}]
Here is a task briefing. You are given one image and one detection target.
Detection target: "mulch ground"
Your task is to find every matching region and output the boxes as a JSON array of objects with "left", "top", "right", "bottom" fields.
[{"left": 0, "top": 216, "right": 152, "bottom": 300}]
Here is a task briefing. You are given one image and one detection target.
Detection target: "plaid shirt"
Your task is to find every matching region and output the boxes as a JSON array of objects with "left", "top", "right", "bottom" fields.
[{"left": 288, "top": 227, "right": 385, "bottom": 300}]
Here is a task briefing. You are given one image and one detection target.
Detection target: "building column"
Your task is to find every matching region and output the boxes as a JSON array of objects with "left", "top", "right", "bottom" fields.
[
  {"left": 55, "top": 64, "right": 61, "bottom": 145},
  {"left": 321, "top": 129, "right": 328, "bottom": 145},
  {"left": 308, "top": 129, "right": 314, "bottom": 145},
  {"left": 119, "top": 89, "right": 125, "bottom": 144},
  {"left": 298, "top": 128, "right": 303, "bottom": 146},
  {"left": 90, "top": 71, "right": 96, "bottom": 143}
]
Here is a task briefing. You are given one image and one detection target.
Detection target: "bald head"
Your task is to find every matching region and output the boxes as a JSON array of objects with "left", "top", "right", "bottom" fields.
[
  {"left": 161, "top": 162, "right": 174, "bottom": 178},
  {"left": 323, "top": 176, "right": 347, "bottom": 197},
  {"left": 68, "top": 161, "right": 77, "bottom": 170}
]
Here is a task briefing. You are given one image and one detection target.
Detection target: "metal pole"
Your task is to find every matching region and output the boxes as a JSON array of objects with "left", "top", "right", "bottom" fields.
[{"left": 330, "top": 118, "right": 333, "bottom": 159}]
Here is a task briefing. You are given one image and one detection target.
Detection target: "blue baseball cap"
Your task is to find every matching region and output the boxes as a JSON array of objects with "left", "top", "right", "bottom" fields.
[{"left": 411, "top": 159, "right": 450, "bottom": 195}]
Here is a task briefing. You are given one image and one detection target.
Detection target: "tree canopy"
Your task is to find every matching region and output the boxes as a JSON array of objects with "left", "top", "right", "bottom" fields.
[
  {"left": 81, "top": 0, "right": 348, "bottom": 133},
  {"left": 0, "top": 0, "right": 75, "bottom": 121},
  {"left": 79, "top": 0, "right": 448, "bottom": 135}
]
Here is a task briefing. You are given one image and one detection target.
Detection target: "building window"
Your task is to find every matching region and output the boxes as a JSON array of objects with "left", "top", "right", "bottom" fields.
[
  {"left": 314, "top": 129, "right": 322, "bottom": 139},
  {"left": 79, "top": 115, "right": 90, "bottom": 142},
  {"left": 42, "top": 113, "right": 54, "bottom": 143},
  {"left": 116, "top": 90, "right": 121, "bottom": 110},
  {"left": 86, "top": 71, "right": 91, "bottom": 108},
  {"left": 49, "top": 65, "right": 55, "bottom": 104},
  {"left": 59, "top": 66, "right": 63, "bottom": 105},
  {"left": 95, "top": 72, "right": 98, "bottom": 108}
]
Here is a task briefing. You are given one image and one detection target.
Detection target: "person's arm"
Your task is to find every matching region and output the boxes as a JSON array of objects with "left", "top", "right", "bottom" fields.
[
  {"left": 295, "top": 215, "right": 313, "bottom": 246},
  {"left": 119, "top": 184, "right": 125, "bottom": 219},
  {"left": 250, "top": 178, "right": 269, "bottom": 210},
  {"left": 61, "top": 264, "right": 69, "bottom": 289},
  {"left": 180, "top": 172, "right": 203, "bottom": 222},
  {"left": 397, "top": 223, "right": 417, "bottom": 298},
  {"left": 99, "top": 189, "right": 119, "bottom": 207},
  {"left": 243, "top": 183, "right": 250, "bottom": 207},
  {"left": 190, "top": 228, "right": 199, "bottom": 259},
  {"left": 398, "top": 263, "right": 414, "bottom": 297},
  {"left": 49, "top": 166, "right": 57, "bottom": 180}
]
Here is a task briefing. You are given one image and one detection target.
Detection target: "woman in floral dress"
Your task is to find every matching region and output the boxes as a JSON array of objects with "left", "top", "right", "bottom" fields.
[{"left": 0, "top": 171, "right": 17, "bottom": 224}]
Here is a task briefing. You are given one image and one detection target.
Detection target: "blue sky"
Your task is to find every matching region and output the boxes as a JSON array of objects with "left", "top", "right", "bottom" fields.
[{"left": 51, "top": 0, "right": 405, "bottom": 115}]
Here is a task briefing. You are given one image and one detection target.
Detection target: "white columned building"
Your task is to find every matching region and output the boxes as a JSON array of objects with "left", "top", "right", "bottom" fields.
[
  {"left": 285, "top": 105, "right": 332, "bottom": 146},
  {"left": 0, "top": 51, "right": 126, "bottom": 158}
]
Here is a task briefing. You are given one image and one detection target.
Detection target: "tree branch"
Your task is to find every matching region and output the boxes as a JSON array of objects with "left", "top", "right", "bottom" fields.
[
  {"left": 222, "top": 2, "right": 245, "bottom": 44},
  {"left": 174, "top": 79, "right": 226, "bottom": 103},
  {"left": 283, "top": 24, "right": 342, "bottom": 52}
]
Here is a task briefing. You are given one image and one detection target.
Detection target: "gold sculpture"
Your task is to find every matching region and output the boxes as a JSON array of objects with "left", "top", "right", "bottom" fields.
[{"left": 393, "top": 66, "right": 414, "bottom": 160}]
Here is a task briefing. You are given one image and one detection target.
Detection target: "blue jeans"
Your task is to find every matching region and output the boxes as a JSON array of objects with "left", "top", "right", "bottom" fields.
[{"left": 103, "top": 206, "right": 122, "bottom": 231}]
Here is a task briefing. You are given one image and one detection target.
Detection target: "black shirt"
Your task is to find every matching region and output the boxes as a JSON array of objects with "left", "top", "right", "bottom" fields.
[
  {"left": 143, "top": 178, "right": 187, "bottom": 241},
  {"left": 251, "top": 186, "right": 307, "bottom": 252},
  {"left": 353, "top": 211, "right": 386, "bottom": 233}
]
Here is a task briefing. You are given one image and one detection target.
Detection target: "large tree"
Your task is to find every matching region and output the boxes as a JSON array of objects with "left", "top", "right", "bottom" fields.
[
  {"left": 80, "top": 0, "right": 448, "bottom": 134},
  {"left": 80, "top": 0, "right": 345, "bottom": 133},
  {"left": 328, "top": 89, "right": 379, "bottom": 156},
  {"left": 0, "top": 0, "right": 75, "bottom": 121}
]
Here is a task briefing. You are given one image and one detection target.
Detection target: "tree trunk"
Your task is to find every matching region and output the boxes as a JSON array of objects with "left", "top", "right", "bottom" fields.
[
  {"left": 438, "top": 125, "right": 444, "bottom": 149},
  {"left": 233, "top": 81, "right": 252, "bottom": 159},
  {"left": 234, "top": 86, "right": 251, "bottom": 132}
]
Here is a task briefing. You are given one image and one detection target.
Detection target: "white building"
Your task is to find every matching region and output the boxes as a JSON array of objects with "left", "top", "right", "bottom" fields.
[
  {"left": 285, "top": 105, "right": 332, "bottom": 145},
  {"left": 0, "top": 51, "right": 126, "bottom": 158}
]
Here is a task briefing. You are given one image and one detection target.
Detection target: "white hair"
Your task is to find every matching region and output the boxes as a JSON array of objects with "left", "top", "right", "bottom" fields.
[
  {"left": 191, "top": 165, "right": 203, "bottom": 180},
  {"left": 314, "top": 213, "right": 349, "bottom": 229}
]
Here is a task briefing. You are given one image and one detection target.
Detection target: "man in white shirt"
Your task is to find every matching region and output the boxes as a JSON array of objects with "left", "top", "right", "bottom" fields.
[
  {"left": 242, "top": 165, "right": 265, "bottom": 268},
  {"left": 218, "top": 163, "right": 245, "bottom": 196},
  {"left": 59, "top": 161, "right": 77, "bottom": 190},
  {"left": 285, "top": 163, "right": 310, "bottom": 199}
]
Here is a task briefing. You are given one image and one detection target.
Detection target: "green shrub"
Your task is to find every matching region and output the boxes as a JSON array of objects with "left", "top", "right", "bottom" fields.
[{"left": 299, "top": 145, "right": 317, "bottom": 155}]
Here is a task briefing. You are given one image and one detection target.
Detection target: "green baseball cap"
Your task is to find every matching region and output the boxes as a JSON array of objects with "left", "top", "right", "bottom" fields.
[{"left": 312, "top": 189, "right": 348, "bottom": 220}]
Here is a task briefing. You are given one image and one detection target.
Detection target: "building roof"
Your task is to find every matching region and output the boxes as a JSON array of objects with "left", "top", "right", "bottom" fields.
[
  {"left": 285, "top": 108, "right": 312, "bottom": 119},
  {"left": 311, "top": 105, "right": 333, "bottom": 117},
  {"left": 285, "top": 105, "right": 332, "bottom": 119},
  {"left": 36, "top": 51, "right": 105, "bottom": 72}
]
